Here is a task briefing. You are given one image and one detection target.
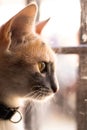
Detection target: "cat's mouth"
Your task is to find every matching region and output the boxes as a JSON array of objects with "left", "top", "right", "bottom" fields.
[{"left": 24, "top": 85, "right": 53, "bottom": 100}]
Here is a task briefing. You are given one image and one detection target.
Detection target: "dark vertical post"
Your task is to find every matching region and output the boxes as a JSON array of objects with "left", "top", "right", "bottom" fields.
[
  {"left": 76, "top": 0, "right": 87, "bottom": 130},
  {"left": 26, "top": 0, "right": 34, "bottom": 4}
]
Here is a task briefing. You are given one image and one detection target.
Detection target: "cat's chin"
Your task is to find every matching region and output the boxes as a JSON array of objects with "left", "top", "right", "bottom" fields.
[
  {"left": 25, "top": 93, "right": 54, "bottom": 103},
  {"left": 37, "top": 93, "right": 54, "bottom": 102}
]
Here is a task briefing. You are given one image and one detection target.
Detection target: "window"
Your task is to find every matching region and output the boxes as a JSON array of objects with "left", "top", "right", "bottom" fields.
[{"left": 0, "top": 0, "right": 84, "bottom": 130}]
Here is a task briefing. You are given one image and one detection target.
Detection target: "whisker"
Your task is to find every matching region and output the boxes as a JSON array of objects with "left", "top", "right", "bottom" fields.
[{"left": 24, "top": 85, "right": 52, "bottom": 100}]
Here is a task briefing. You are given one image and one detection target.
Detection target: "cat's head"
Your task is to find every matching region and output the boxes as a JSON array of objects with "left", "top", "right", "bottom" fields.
[{"left": 0, "top": 2, "right": 59, "bottom": 103}]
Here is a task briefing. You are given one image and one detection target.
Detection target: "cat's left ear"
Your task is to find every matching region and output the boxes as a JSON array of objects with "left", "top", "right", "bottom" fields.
[
  {"left": 36, "top": 18, "right": 58, "bottom": 53},
  {"left": 36, "top": 18, "right": 50, "bottom": 34},
  {"left": 0, "top": 2, "right": 37, "bottom": 52}
]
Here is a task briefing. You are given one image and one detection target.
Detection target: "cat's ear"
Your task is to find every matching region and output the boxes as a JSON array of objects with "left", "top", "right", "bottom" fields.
[
  {"left": 36, "top": 18, "right": 50, "bottom": 34},
  {"left": 0, "top": 19, "right": 13, "bottom": 52},
  {"left": 0, "top": 2, "right": 37, "bottom": 52},
  {"left": 11, "top": 2, "right": 37, "bottom": 37}
]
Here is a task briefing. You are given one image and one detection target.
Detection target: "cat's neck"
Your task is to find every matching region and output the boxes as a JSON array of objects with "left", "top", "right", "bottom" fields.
[
  {"left": 0, "top": 97, "right": 24, "bottom": 130},
  {"left": 0, "top": 93, "right": 24, "bottom": 108}
]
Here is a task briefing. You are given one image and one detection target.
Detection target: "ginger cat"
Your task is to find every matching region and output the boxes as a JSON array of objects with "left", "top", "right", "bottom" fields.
[{"left": 0, "top": 2, "right": 59, "bottom": 130}]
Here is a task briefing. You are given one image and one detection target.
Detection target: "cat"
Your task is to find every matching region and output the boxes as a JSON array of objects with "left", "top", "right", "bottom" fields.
[{"left": 0, "top": 2, "right": 59, "bottom": 130}]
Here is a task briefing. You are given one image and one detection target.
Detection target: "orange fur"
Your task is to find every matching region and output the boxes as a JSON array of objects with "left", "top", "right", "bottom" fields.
[{"left": 0, "top": 2, "right": 58, "bottom": 130}]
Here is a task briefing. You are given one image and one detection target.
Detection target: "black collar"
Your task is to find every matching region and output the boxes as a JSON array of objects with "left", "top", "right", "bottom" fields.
[{"left": 0, "top": 104, "right": 21, "bottom": 123}]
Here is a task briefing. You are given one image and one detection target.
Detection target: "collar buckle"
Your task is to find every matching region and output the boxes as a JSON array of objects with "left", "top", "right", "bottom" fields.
[{"left": 0, "top": 104, "right": 22, "bottom": 123}]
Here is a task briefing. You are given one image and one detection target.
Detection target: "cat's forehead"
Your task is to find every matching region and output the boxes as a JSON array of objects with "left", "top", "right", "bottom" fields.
[{"left": 18, "top": 38, "right": 55, "bottom": 63}]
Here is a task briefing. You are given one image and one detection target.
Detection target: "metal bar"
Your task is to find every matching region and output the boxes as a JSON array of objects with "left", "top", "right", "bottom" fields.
[{"left": 53, "top": 45, "right": 87, "bottom": 54}]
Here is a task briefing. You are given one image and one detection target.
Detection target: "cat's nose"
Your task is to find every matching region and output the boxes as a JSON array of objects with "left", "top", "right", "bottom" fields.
[{"left": 51, "top": 80, "right": 59, "bottom": 93}]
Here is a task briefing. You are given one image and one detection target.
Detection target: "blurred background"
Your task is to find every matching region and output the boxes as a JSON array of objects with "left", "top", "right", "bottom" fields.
[{"left": 0, "top": 0, "right": 81, "bottom": 130}]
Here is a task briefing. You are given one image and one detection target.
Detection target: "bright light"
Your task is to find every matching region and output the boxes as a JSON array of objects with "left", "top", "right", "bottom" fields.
[
  {"left": 0, "top": 0, "right": 25, "bottom": 25},
  {"left": 40, "top": 0, "right": 80, "bottom": 46}
]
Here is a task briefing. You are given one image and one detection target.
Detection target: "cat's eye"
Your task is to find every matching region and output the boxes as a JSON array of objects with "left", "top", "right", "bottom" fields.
[{"left": 38, "top": 62, "right": 46, "bottom": 73}]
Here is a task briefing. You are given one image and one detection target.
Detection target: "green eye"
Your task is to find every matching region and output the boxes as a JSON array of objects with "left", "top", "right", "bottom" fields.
[{"left": 38, "top": 62, "right": 46, "bottom": 72}]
